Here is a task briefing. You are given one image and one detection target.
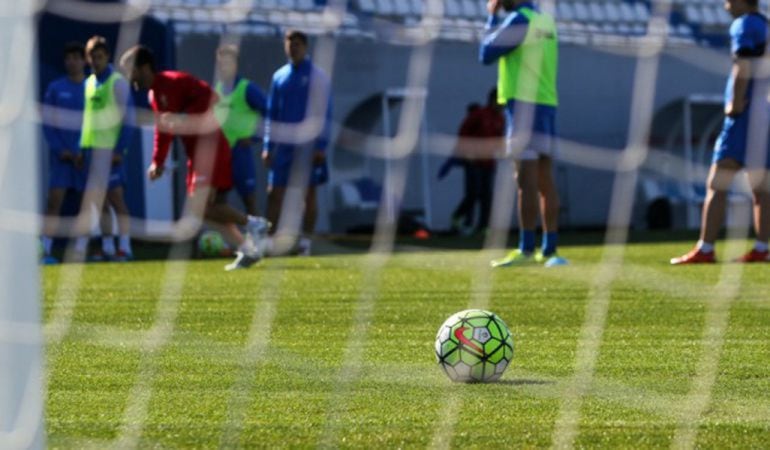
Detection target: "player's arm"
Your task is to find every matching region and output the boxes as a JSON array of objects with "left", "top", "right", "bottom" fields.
[
  {"left": 479, "top": 3, "right": 529, "bottom": 65},
  {"left": 148, "top": 90, "right": 173, "bottom": 180},
  {"left": 41, "top": 84, "right": 70, "bottom": 160},
  {"left": 727, "top": 19, "right": 765, "bottom": 117},
  {"left": 727, "top": 59, "right": 751, "bottom": 117},
  {"left": 112, "top": 78, "right": 135, "bottom": 163},
  {"left": 262, "top": 77, "right": 278, "bottom": 167},
  {"left": 246, "top": 81, "right": 267, "bottom": 116}
]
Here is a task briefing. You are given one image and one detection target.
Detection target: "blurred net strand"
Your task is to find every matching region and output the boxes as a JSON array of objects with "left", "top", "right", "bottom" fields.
[
  {"left": 215, "top": 13, "right": 347, "bottom": 444},
  {"left": 111, "top": 254, "right": 190, "bottom": 450},
  {"left": 318, "top": 17, "right": 438, "bottom": 444},
  {"left": 550, "top": 3, "right": 671, "bottom": 449}
]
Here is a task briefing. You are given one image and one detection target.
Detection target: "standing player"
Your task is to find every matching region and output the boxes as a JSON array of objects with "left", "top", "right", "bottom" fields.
[
  {"left": 262, "top": 30, "right": 332, "bottom": 256},
  {"left": 76, "top": 35, "right": 135, "bottom": 261},
  {"left": 119, "top": 45, "right": 269, "bottom": 271},
  {"left": 40, "top": 42, "right": 88, "bottom": 264},
  {"left": 672, "top": 0, "right": 770, "bottom": 264},
  {"left": 481, "top": 0, "right": 566, "bottom": 267},
  {"left": 214, "top": 44, "right": 267, "bottom": 216}
]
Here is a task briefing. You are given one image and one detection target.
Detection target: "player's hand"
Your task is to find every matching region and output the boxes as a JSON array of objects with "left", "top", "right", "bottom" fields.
[
  {"left": 312, "top": 150, "right": 326, "bottom": 165},
  {"left": 74, "top": 154, "right": 84, "bottom": 169},
  {"left": 261, "top": 150, "right": 271, "bottom": 168},
  {"left": 726, "top": 98, "right": 745, "bottom": 117},
  {"left": 112, "top": 153, "right": 123, "bottom": 165},
  {"left": 487, "top": 0, "right": 501, "bottom": 15},
  {"left": 148, "top": 162, "right": 164, "bottom": 181},
  {"left": 59, "top": 149, "right": 74, "bottom": 162}
]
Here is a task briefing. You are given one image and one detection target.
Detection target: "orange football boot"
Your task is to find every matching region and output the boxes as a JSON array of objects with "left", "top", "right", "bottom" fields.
[{"left": 670, "top": 248, "right": 716, "bottom": 265}]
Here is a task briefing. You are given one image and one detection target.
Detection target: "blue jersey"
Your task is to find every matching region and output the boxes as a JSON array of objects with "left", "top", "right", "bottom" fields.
[
  {"left": 725, "top": 12, "right": 768, "bottom": 105},
  {"left": 42, "top": 76, "right": 85, "bottom": 156},
  {"left": 264, "top": 58, "right": 332, "bottom": 167}
]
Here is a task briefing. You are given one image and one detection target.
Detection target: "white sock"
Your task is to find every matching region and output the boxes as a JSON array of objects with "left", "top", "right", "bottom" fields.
[
  {"left": 102, "top": 236, "right": 116, "bottom": 256},
  {"left": 74, "top": 237, "right": 89, "bottom": 253},
  {"left": 697, "top": 240, "right": 714, "bottom": 253},
  {"left": 119, "top": 235, "right": 132, "bottom": 254},
  {"left": 41, "top": 237, "right": 53, "bottom": 255},
  {"left": 238, "top": 238, "right": 257, "bottom": 256},
  {"left": 754, "top": 240, "right": 769, "bottom": 252}
]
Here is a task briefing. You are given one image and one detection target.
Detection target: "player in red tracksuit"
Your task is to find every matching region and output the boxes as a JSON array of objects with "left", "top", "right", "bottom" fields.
[{"left": 119, "top": 45, "right": 269, "bottom": 271}]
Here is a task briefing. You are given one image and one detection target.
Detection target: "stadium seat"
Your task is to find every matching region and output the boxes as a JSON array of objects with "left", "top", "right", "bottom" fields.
[
  {"left": 191, "top": 8, "right": 211, "bottom": 22},
  {"left": 618, "top": 2, "right": 635, "bottom": 23},
  {"left": 393, "top": 0, "right": 412, "bottom": 17},
  {"left": 296, "top": 0, "right": 317, "bottom": 11},
  {"left": 376, "top": 0, "right": 395, "bottom": 16},
  {"left": 588, "top": 2, "right": 606, "bottom": 22},
  {"left": 459, "top": 0, "right": 481, "bottom": 20},
  {"left": 445, "top": 0, "right": 461, "bottom": 18},
  {"left": 357, "top": 0, "right": 376, "bottom": 14},
  {"left": 572, "top": 2, "right": 590, "bottom": 23},
  {"left": 715, "top": 6, "right": 731, "bottom": 26},
  {"left": 556, "top": 2, "right": 575, "bottom": 22},
  {"left": 700, "top": 5, "right": 717, "bottom": 27},
  {"left": 277, "top": 0, "right": 296, "bottom": 10},
  {"left": 685, "top": 4, "right": 702, "bottom": 25},
  {"left": 633, "top": 2, "right": 650, "bottom": 23},
  {"left": 604, "top": 2, "right": 622, "bottom": 23}
]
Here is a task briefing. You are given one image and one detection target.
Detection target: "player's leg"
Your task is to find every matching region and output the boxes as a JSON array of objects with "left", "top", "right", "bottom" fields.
[
  {"left": 736, "top": 168, "right": 770, "bottom": 262},
  {"left": 299, "top": 184, "right": 317, "bottom": 256},
  {"left": 537, "top": 156, "right": 561, "bottom": 260},
  {"left": 477, "top": 165, "right": 494, "bottom": 232},
  {"left": 41, "top": 187, "right": 66, "bottom": 263},
  {"left": 671, "top": 159, "right": 739, "bottom": 264},
  {"left": 231, "top": 142, "right": 259, "bottom": 216},
  {"left": 73, "top": 150, "right": 111, "bottom": 261},
  {"left": 491, "top": 157, "right": 539, "bottom": 267},
  {"left": 106, "top": 185, "right": 132, "bottom": 260},
  {"left": 452, "top": 162, "right": 474, "bottom": 233},
  {"left": 95, "top": 203, "right": 116, "bottom": 261}
]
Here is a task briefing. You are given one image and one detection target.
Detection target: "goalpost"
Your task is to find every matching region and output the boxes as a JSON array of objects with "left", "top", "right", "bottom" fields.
[{"left": 0, "top": 3, "right": 45, "bottom": 449}]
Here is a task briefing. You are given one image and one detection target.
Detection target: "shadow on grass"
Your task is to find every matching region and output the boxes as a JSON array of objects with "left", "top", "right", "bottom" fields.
[{"left": 496, "top": 378, "right": 556, "bottom": 386}]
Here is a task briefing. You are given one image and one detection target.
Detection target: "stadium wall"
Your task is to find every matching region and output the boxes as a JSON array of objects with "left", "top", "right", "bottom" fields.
[{"left": 176, "top": 36, "right": 726, "bottom": 231}]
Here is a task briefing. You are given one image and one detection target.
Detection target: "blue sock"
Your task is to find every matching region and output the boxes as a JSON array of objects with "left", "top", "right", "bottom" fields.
[
  {"left": 542, "top": 232, "right": 558, "bottom": 256},
  {"left": 519, "top": 230, "right": 536, "bottom": 254}
]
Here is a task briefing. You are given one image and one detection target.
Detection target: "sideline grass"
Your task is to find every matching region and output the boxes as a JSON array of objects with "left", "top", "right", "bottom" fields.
[{"left": 43, "top": 239, "right": 770, "bottom": 448}]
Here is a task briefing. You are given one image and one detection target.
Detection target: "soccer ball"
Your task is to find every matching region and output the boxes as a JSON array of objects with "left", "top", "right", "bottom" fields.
[
  {"left": 435, "top": 309, "right": 514, "bottom": 383},
  {"left": 198, "top": 230, "right": 227, "bottom": 257}
]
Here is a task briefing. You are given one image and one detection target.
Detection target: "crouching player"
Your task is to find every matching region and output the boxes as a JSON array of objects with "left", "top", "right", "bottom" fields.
[{"left": 119, "top": 45, "right": 269, "bottom": 270}]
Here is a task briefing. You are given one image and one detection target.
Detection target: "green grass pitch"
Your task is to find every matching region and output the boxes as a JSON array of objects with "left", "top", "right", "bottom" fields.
[{"left": 42, "top": 237, "right": 770, "bottom": 448}]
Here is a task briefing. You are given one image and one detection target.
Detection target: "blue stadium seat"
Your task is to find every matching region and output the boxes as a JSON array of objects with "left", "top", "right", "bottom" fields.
[
  {"left": 375, "top": 0, "right": 395, "bottom": 16},
  {"left": 445, "top": 0, "right": 462, "bottom": 18},
  {"left": 588, "top": 2, "right": 606, "bottom": 23},
  {"left": 556, "top": 2, "right": 575, "bottom": 22}
]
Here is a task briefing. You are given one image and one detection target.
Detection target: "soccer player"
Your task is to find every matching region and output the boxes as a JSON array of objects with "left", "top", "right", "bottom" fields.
[
  {"left": 40, "top": 42, "right": 88, "bottom": 264},
  {"left": 119, "top": 45, "right": 269, "bottom": 271},
  {"left": 214, "top": 44, "right": 267, "bottom": 217},
  {"left": 480, "top": 0, "right": 566, "bottom": 267},
  {"left": 76, "top": 35, "right": 135, "bottom": 261},
  {"left": 262, "top": 30, "right": 332, "bottom": 256},
  {"left": 440, "top": 89, "right": 504, "bottom": 235},
  {"left": 671, "top": 0, "right": 770, "bottom": 264}
]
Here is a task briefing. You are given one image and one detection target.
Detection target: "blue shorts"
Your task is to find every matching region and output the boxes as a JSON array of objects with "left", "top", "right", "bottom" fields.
[
  {"left": 48, "top": 156, "right": 85, "bottom": 191},
  {"left": 505, "top": 100, "right": 558, "bottom": 160},
  {"left": 267, "top": 147, "right": 329, "bottom": 188},
  {"left": 268, "top": 162, "right": 329, "bottom": 188},
  {"left": 230, "top": 142, "right": 257, "bottom": 197},
  {"left": 713, "top": 112, "right": 770, "bottom": 168}
]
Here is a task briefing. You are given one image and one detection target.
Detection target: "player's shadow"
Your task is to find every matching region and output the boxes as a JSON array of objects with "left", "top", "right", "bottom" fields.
[{"left": 496, "top": 379, "right": 555, "bottom": 386}]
